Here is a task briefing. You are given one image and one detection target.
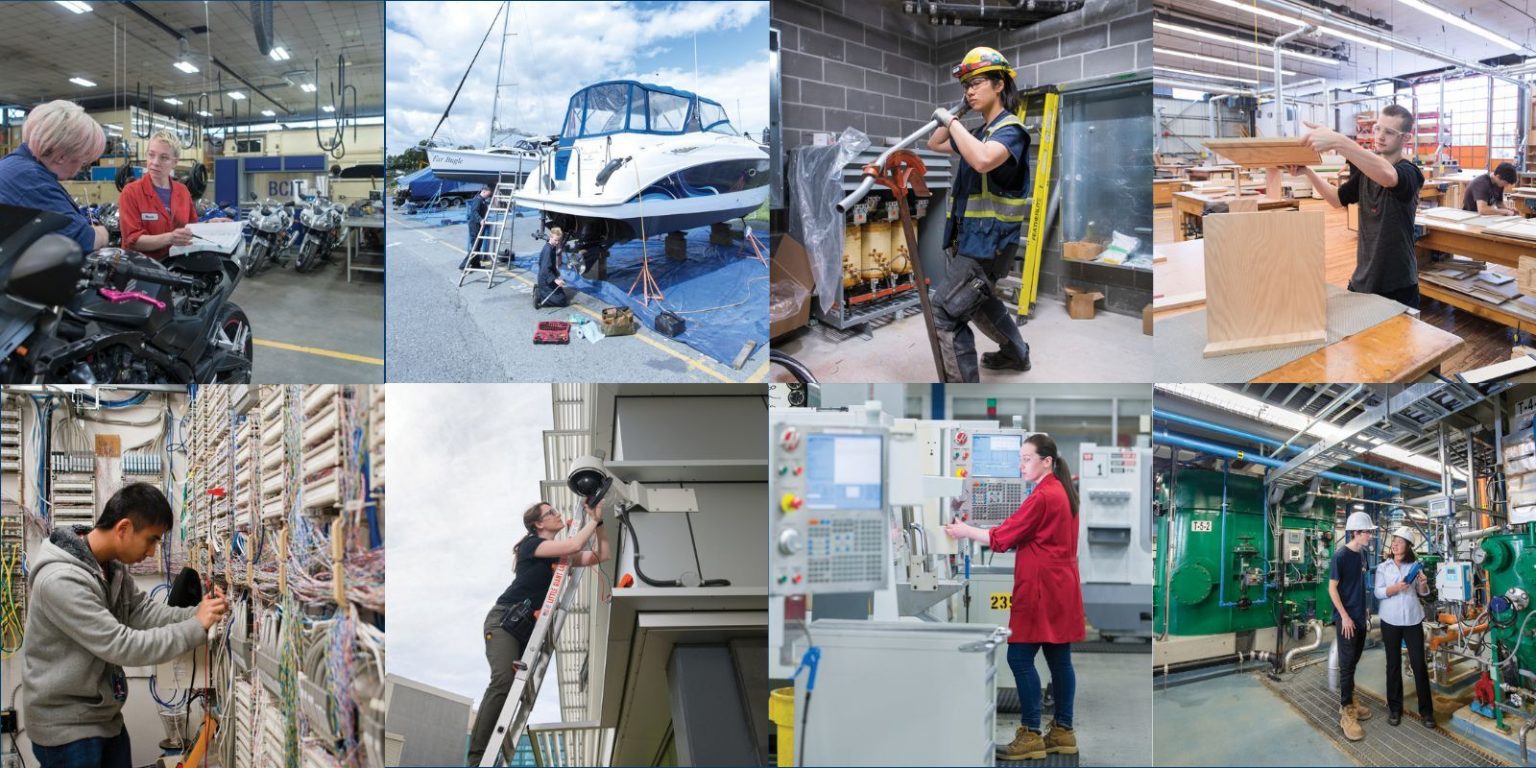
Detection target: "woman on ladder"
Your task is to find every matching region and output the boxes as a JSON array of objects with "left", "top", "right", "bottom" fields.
[
  {"left": 466, "top": 498, "right": 610, "bottom": 764},
  {"left": 944, "top": 434, "right": 1083, "bottom": 761},
  {"left": 926, "top": 47, "right": 1034, "bottom": 381}
]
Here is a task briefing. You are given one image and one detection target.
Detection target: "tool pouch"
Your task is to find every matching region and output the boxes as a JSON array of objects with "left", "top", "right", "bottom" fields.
[
  {"left": 601, "top": 307, "right": 638, "bottom": 336},
  {"left": 498, "top": 598, "right": 534, "bottom": 642},
  {"left": 937, "top": 255, "right": 992, "bottom": 318}
]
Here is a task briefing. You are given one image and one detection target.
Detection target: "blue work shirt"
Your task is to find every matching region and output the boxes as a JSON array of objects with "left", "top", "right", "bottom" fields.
[
  {"left": 0, "top": 143, "right": 96, "bottom": 255},
  {"left": 944, "top": 112, "right": 1029, "bottom": 261}
]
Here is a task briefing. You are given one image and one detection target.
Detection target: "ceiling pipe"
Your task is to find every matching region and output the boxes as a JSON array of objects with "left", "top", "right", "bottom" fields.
[{"left": 1273, "top": 25, "right": 1313, "bottom": 136}]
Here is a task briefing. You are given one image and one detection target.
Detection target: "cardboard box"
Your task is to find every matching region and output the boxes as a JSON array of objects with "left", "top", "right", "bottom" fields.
[
  {"left": 770, "top": 234, "right": 815, "bottom": 339},
  {"left": 1065, "top": 287, "right": 1104, "bottom": 320},
  {"left": 1063, "top": 241, "right": 1103, "bottom": 262},
  {"left": 1143, "top": 304, "right": 1154, "bottom": 336}
]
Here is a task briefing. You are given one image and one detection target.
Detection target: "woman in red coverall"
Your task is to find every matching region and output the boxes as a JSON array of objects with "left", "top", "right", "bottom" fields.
[
  {"left": 945, "top": 433, "right": 1084, "bottom": 762},
  {"left": 119, "top": 130, "right": 227, "bottom": 260}
]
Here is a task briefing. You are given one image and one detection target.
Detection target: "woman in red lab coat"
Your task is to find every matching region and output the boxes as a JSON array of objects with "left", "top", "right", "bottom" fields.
[{"left": 945, "top": 433, "right": 1084, "bottom": 761}]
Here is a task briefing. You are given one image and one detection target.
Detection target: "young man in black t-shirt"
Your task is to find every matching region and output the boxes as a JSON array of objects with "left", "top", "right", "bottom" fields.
[
  {"left": 1329, "top": 511, "right": 1377, "bottom": 742},
  {"left": 1463, "top": 163, "right": 1518, "bottom": 216},
  {"left": 1295, "top": 104, "right": 1425, "bottom": 309}
]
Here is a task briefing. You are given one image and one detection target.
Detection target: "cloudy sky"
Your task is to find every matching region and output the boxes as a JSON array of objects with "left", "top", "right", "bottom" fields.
[
  {"left": 386, "top": 384, "right": 564, "bottom": 728},
  {"left": 385, "top": 1, "right": 769, "bottom": 154}
]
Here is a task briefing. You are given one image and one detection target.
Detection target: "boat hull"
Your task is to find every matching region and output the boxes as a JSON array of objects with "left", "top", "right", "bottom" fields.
[{"left": 427, "top": 147, "right": 536, "bottom": 186}]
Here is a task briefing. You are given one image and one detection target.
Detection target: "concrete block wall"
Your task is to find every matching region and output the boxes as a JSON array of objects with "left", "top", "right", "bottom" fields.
[
  {"left": 774, "top": 0, "right": 940, "bottom": 150},
  {"left": 934, "top": 0, "right": 1154, "bottom": 316}
]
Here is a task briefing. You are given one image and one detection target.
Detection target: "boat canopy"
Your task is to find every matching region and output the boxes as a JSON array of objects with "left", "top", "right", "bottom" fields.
[{"left": 559, "top": 80, "right": 739, "bottom": 140}]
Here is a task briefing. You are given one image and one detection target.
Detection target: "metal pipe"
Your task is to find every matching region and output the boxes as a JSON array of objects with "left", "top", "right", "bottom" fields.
[
  {"left": 1275, "top": 384, "right": 1363, "bottom": 455},
  {"left": 1156, "top": 430, "right": 1401, "bottom": 494},
  {"left": 837, "top": 100, "right": 969, "bottom": 212},
  {"left": 1152, "top": 409, "right": 1444, "bottom": 489},
  {"left": 1272, "top": 26, "right": 1311, "bottom": 137},
  {"left": 1283, "top": 619, "right": 1323, "bottom": 672}
]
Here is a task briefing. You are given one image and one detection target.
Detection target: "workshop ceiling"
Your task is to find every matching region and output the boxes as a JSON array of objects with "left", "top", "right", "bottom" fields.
[
  {"left": 0, "top": 1, "right": 382, "bottom": 121},
  {"left": 1157, "top": 0, "right": 1536, "bottom": 90}
]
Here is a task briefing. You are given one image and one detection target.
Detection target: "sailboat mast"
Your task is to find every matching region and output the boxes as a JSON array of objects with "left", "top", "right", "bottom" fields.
[{"left": 488, "top": 0, "right": 511, "bottom": 147}]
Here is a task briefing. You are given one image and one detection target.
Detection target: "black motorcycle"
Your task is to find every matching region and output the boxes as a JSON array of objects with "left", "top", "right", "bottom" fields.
[{"left": 0, "top": 204, "right": 253, "bottom": 384}]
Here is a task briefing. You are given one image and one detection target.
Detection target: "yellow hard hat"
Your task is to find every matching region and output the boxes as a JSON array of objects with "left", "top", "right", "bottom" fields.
[{"left": 952, "top": 46, "right": 1016, "bottom": 82}]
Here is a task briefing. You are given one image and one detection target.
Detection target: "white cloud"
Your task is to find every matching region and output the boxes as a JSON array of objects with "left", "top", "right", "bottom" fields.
[
  {"left": 385, "top": 385, "right": 565, "bottom": 731},
  {"left": 385, "top": 1, "right": 768, "bottom": 154}
]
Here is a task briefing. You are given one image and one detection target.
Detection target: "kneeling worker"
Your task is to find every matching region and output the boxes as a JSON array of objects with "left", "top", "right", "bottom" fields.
[
  {"left": 534, "top": 227, "right": 570, "bottom": 308},
  {"left": 22, "top": 482, "right": 228, "bottom": 768}
]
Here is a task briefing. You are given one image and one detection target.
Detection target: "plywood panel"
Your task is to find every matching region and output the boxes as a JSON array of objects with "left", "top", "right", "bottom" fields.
[
  {"left": 1201, "top": 137, "right": 1322, "bottom": 167},
  {"left": 1203, "top": 210, "right": 1327, "bottom": 357},
  {"left": 1153, "top": 240, "right": 1206, "bottom": 312}
]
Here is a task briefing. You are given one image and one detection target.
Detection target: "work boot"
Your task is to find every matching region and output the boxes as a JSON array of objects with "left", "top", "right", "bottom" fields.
[
  {"left": 1349, "top": 702, "right": 1373, "bottom": 722},
  {"left": 981, "top": 348, "right": 1032, "bottom": 371},
  {"left": 997, "top": 726, "right": 1048, "bottom": 761},
  {"left": 1044, "top": 721, "right": 1078, "bottom": 755},
  {"left": 1340, "top": 707, "right": 1365, "bottom": 741}
]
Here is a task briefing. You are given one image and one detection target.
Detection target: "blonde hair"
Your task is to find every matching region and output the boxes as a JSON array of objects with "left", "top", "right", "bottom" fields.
[
  {"left": 548, "top": 227, "right": 563, "bottom": 239},
  {"left": 22, "top": 100, "right": 105, "bottom": 166},
  {"left": 146, "top": 130, "right": 181, "bottom": 159}
]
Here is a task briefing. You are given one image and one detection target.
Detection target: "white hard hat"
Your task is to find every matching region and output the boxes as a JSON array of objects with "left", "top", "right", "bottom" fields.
[
  {"left": 1344, "top": 511, "right": 1375, "bottom": 532},
  {"left": 1389, "top": 526, "right": 1417, "bottom": 547}
]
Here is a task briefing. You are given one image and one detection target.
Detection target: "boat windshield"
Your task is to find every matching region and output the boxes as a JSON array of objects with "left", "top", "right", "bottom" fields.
[{"left": 560, "top": 82, "right": 738, "bottom": 139}]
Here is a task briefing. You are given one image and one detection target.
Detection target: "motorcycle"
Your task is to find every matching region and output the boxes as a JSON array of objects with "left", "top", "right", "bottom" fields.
[
  {"left": 245, "top": 198, "right": 293, "bottom": 275},
  {"left": 84, "top": 202, "right": 121, "bottom": 247},
  {"left": 293, "top": 198, "right": 343, "bottom": 273},
  {"left": 0, "top": 204, "right": 253, "bottom": 384}
]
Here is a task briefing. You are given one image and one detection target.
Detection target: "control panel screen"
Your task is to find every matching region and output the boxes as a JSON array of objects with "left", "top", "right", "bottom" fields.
[
  {"left": 804, "top": 433, "right": 882, "bottom": 510},
  {"left": 971, "top": 433, "right": 1022, "bottom": 478}
]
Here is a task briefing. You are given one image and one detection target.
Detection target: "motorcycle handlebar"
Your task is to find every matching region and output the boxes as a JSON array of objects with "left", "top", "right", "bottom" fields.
[{"left": 91, "top": 252, "right": 199, "bottom": 289}]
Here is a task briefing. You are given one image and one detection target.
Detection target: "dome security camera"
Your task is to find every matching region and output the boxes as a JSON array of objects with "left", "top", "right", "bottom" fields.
[{"left": 567, "top": 453, "right": 645, "bottom": 509}]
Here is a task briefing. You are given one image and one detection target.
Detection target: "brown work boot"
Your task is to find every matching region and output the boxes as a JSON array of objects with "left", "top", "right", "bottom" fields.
[
  {"left": 1044, "top": 721, "right": 1078, "bottom": 755},
  {"left": 1349, "top": 701, "right": 1373, "bottom": 721},
  {"left": 998, "top": 726, "right": 1048, "bottom": 761},
  {"left": 1340, "top": 707, "right": 1365, "bottom": 741}
]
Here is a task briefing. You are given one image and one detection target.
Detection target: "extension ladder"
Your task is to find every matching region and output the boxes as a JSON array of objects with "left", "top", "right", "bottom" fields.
[{"left": 460, "top": 174, "right": 518, "bottom": 289}]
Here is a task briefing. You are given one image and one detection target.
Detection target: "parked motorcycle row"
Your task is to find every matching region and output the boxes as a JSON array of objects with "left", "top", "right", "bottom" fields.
[{"left": 4, "top": 196, "right": 346, "bottom": 384}]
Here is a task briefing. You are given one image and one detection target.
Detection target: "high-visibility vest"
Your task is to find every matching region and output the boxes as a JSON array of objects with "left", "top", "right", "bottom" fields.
[{"left": 960, "top": 113, "right": 1029, "bottom": 224}]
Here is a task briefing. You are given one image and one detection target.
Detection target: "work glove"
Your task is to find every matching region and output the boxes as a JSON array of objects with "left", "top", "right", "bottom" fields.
[{"left": 932, "top": 107, "right": 956, "bottom": 128}]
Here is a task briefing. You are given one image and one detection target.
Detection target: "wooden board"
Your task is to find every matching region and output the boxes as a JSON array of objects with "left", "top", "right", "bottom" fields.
[
  {"left": 1153, "top": 239, "right": 1207, "bottom": 312},
  {"left": 1202, "top": 210, "right": 1327, "bottom": 357},
  {"left": 1421, "top": 206, "right": 1481, "bottom": 222},
  {"left": 1251, "top": 314, "right": 1463, "bottom": 383},
  {"left": 1200, "top": 137, "right": 1321, "bottom": 168}
]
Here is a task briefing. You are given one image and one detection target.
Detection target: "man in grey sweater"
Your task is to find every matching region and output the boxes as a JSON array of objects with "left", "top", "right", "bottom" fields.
[{"left": 22, "top": 483, "right": 228, "bottom": 768}]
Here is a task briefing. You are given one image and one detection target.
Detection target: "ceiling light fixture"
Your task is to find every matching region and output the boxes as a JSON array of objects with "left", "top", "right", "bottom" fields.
[
  {"left": 1394, "top": 0, "right": 1523, "bottom": 52},
  {"left": 174, "top": 60, "right": 199, "bottom": 74},
  {"left": 163, "top": 97, "right": 181, "bottom": 105},
  {"left": 1155, "top": 47, "right": 1297, "bottom": 76},
  {"left": 269, "top": 46, "right": 290, "bottom": 61},
  {"left": 228, "top": 91, "right": 246, "bottom": 100},
  {"left": 321, "top": 105, "right": 335, "bottom": 113},
  {"left": 300, "top": 83, "right": 317, "bottom": 93},
  {"left": 1156, "top": 65, "right": 1259, "bottom": 84},
  {"left": 1154, "top": 20, "right": 1340, "bottom": 66},
  {"left": 1204, "top": 0, "right": 1393, "bottom": 50},
  {"left": 54, "top": 1, "right": 91, "bottom": 13},
  {"left": 261, "top": 109, "right": 276, "bottom": 117},
  {"left": 68, "top": 77, "right": 95, "bottom": 87}
]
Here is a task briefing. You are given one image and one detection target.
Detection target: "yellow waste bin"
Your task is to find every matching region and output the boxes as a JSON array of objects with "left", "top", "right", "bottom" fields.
[{"left": 768, "top": 686, "right": 795, "bottom": 767}]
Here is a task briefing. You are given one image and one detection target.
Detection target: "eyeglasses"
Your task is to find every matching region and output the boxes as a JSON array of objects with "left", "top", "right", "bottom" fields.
[
  {"left": 962, "top": 78, "right": 991, "bottom": 92},
  {"left": 1372, "top": 123, "right": 1403, "bottom": 139},
  {"left": 539, "top": 508, "right": 559, "bottom": 520}
]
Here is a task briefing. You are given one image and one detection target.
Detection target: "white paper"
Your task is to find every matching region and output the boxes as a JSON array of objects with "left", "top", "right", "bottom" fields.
[{"left": 168, "top": 221, "right": 245, "bottom": 256}]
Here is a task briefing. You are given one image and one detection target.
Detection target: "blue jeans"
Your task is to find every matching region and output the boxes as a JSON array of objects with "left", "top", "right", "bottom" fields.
[
  {"left": 1008, "top": 641, "right": 1075, "bottom": 731},
  {"left": 32, "top": 727, "right": 132, "bottom": 768}
]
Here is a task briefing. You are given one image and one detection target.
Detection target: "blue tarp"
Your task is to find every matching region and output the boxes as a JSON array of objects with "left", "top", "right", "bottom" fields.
[{"left": 515, "top": 226, "right": 768, "bottom": 368}]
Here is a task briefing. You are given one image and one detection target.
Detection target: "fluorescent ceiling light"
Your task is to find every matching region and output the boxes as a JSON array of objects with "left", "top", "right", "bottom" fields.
[
  {"left": 1204, "top": 0, "right": 1392, "bottom": 50},
  {"left": 261, "top": 109, "right": 276, "bottom": 117},
  {"left": 269, "top": 46, "right": 290, "bottom": 61},
  {"left": 1156, "top": 66, "right": 1259, "bottom": 84},
  {"left": 1155, "top": 46, "right": 1297, "bottom": 75},
  {"left": 197, "top": 110, "right": 211, "bottom": 117},
  {"left": 163, "top": 97, "right": 181, "bottom": 105},
  {"left": 54, "top": 1, "right": 91, "bottom": 13},
  {"left": 1154, "top": 78, "right": 1251, "bottom": 95},
  {"left": 1395, "top": 0, "right": 1523, "bottom": 52},
  {"left": 1154, "top": 384, "right": 1464, "bottom": 481},
  {"left": 321, "top": 105, "right": 335, "bottom": 113},
  {"left": 174, "top": 60, "right": 199, "bottom": 74},
  {"left": 68, "top": 77, "right": 95, "bottom": 87},
  {"left": 300, "top": 83, "right": 317, "bottom": 93},
  {"left": 228, "top": 91, "right": 246, "bottom": 100},
  {"left": 1155, "top": 20, "right": 1340, "bottom": 65}
]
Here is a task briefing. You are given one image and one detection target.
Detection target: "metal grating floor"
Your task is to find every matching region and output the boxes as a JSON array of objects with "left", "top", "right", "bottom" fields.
[{"left": 1260, "top": 664, "right": 1507, "bottom": 767}]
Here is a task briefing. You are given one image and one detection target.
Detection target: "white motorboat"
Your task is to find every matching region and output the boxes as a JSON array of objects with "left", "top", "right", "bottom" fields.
[
  {"left": 426, "top": 139, "right": 544, "bottom": 186},
  {"left": 516, "top": 80, "right": 769, "bottom": 262}
]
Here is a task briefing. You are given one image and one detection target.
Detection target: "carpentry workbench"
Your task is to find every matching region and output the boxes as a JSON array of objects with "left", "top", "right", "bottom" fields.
[
  {"left": 1152, "top": 239, "right": 1465, "bottom": 381},
  {"left": 1505, "top": 188, "right": 1536, "bottom": 216},
  {"left": 1171, "top": 191, "right": 1300, "bottom": 241},
  {"left": 1184, "top": 165, "right": 1245, "bottom": 182}
]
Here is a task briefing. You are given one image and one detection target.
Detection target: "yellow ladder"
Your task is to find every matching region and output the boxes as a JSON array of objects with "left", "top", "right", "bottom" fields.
[{"left": 1017, "top": 87, "right": 1060, "bottom": 318}]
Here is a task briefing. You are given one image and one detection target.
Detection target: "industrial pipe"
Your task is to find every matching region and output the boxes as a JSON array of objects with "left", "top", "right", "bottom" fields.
[
  {"left": 836, "top": 100, "right": 970, "bottom": 212},
  {"left": 1456, "top": 526, "right": 1502, "bottom": 542},
  {"left": 1282, "top": 619, "right": 1323, "bottom": 672},
  {"left": 1271, "top": 26, "right": 1311, "bottom": 137},
  {"left": 1152, "top": 409, "right": 1446, "bottom": 490},
  {"left": 1428, "top": 622, "right": 1487, "bottom": 653},
  {"left": 1154, "top": 429, "right": 1401, "bottom": 494}
]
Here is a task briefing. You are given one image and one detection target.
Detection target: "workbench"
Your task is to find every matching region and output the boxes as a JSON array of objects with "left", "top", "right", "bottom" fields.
[
  {"left": 1184, "top": 165, "right": 1245, "bottom": 182},
  {"left": 1171, "top": 191, "right": 1300, "bottom": 242},
  {"left": 1505, "top": 188, "right": 1536, "bottom": 216},
  {"left": 1153, "top": 239, "right": 1465, "bottom": 382},
  {"left": 342, "top": 215, "right": 385, "bottom": 283},
  {"left": 1153, "top": 178, "right": 1183, "bottom": 207}
]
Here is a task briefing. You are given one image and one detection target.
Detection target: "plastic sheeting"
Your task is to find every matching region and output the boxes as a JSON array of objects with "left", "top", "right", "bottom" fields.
[
  {"left": 521, "top": 226, "right": 769, "bottom": 368},
  {"left": 394, "top": 166, "right": 483, "bottom": 201},
  {"left": 788, "top": 128, "right": 871, "bottom": 317}
]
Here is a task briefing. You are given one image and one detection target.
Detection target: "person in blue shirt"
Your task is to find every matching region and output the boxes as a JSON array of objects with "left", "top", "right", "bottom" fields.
[
  {"left": 1329, "top": 511, "right": 1376, "bottom": 742},
  {"left": 534, "top": 227, "right": 569, "bottom": 308},
  {"left": 0, "top": 100, "right": 109, "bottom": 255},
  {"left": 1374, "top": 526, "right": 1433, "bottom": 729},
  {"left": 461, "top": 186, "right": 492, "bottom": 270},
  {"left": 926, "top": 47, "right": 1033, "bottom": 382}
]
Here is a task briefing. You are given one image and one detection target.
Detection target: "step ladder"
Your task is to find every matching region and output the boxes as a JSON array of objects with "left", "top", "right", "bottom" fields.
[
  {"left": 1017, "top": 86, "right": 1060, "bottom": 320},
  {"left": 460, "top": 174, "right": 518, "bottom": 289},
  {"left": 480, "top": 541, "right": 589, "bottom": 766}
]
